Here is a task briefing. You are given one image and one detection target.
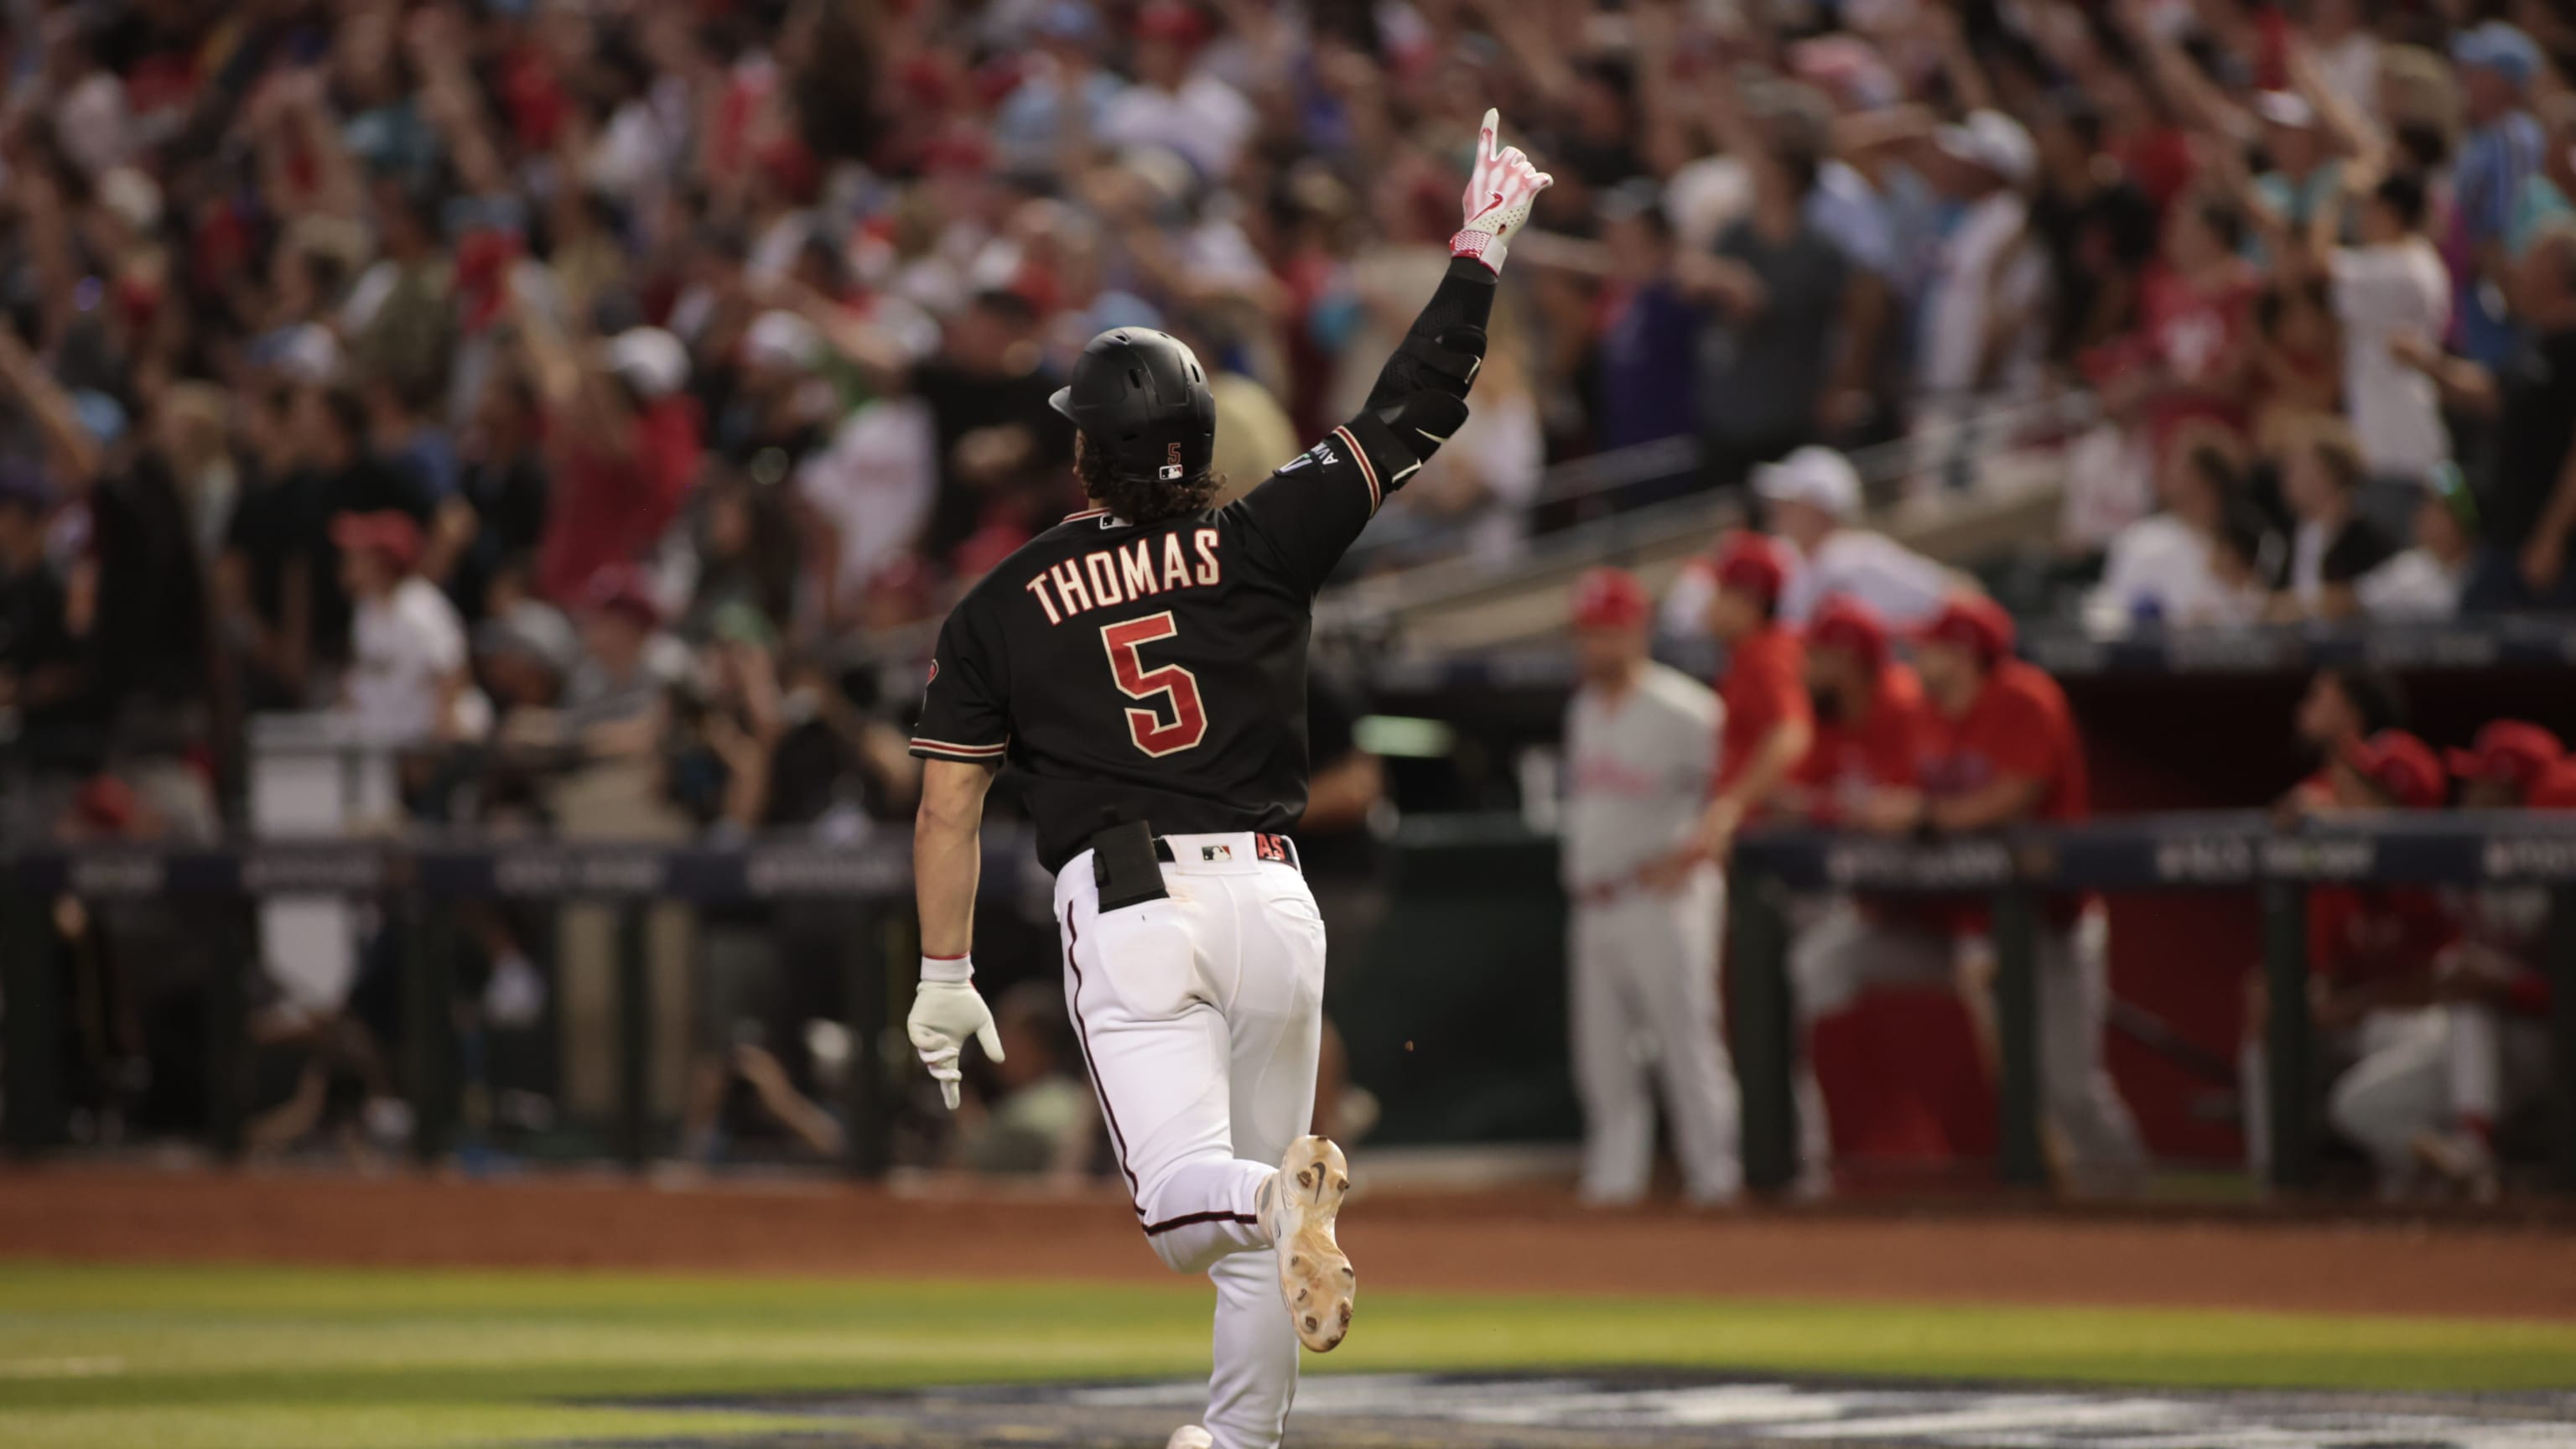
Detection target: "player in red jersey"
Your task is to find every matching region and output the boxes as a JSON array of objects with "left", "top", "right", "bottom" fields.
[
  {"left": 1694, "top": 533, "right": 1812, "bottom": 860},
  {"left": 2338, "top": 722, "right": 2568, "bottom": 1199},
  {"left": 1813, "top": 595, "right": 2146, "bottom": 1189},
  {"left": 1776, "top": 595, "right": 1937, "bottom": 1186}
]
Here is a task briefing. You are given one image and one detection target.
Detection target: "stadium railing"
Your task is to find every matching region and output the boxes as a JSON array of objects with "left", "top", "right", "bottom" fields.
[
  {"left": 6, "top": 810, "right": 2572, "bottom": 1196},
  {"left": 0, "top": 833, "right": 1034, "bottom": 1177},
  {"left": 1321, "top": 388, "right": 2090, "bottom": 650}
]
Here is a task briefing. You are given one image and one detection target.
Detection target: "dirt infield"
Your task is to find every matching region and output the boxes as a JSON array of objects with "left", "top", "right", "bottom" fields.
[{"left": 6, "top": 1166, "right": 2575, "bottom": 1321}]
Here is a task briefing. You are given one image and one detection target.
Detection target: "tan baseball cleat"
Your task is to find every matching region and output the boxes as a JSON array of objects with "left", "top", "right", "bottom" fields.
[
  {"left": 2412, "top": 1129, "right": 2501, "bottom": 1205},
  {"left": 1265, "top": 1135, "right": 1355, "bottom": 1353}
]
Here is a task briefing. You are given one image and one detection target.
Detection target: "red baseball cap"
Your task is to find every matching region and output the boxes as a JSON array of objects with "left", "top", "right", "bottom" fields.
[
  {"left": 1913, "top": 594, "right": 2015, "bottom": 667},
  {"left": 1712, "top": 533, "right": 1788, "bottom": 605},
  {"left": 2444, "top": 720, "right": 2565, "bottom": 792},
  {"left": 1569, "top": 566, "right": 1650, "bottom": 631},
  {"left": 1805, "top": 593, "right": 1889, "bottom": 671},
  {"left": 581, "top": 565, "right": 664, "bottom": 629},
  {"left": 1135, "top": 1, "right": 1209, "bottom": 45},
  {"left": 2527, "top": 761, "right": 2576, "bottom": 810},
  {"left": 329, "top": 510, "right": 423, "bottom": 573},
  {"left": 2341, "top": 730, "right": 2448, "bottom": 809}
]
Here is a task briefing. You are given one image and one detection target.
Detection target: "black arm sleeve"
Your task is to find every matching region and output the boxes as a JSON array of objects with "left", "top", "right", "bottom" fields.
[
  {"left": 1381, "top": 258, "right": 1501, "bottom": 380},
  {"left": 1228, "top": 259, "right": 1501, "bottom": 595},
  {"left": 1363, "top": 258, "right": 1496, "bottom": 418}
]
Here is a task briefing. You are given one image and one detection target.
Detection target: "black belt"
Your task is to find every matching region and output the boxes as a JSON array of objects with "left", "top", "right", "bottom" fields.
[
  {"left": 1151, "top": 833, "right": 1301, "bottom": 872},
  {"left": 1094, "top": 820, "right": 1301, "bottom": 914}
]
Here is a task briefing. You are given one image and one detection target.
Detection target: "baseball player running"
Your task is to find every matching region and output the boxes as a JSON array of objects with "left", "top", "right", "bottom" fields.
[
  {"left": 1560, "top": 567, "right": 1739, "bottom": 1206},
  {"left": 904, "top": 112, "right": 1549, "bottom": 1449}
]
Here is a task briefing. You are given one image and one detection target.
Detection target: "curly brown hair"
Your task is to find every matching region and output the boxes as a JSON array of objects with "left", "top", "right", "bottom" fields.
[{"left": 1075, "top": 436, "right": 1224, "bottom": 526}]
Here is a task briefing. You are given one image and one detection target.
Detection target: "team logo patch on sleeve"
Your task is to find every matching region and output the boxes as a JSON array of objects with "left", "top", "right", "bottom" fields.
[{"left": 1279, "top": 439, "right": 1337, "bottom": 474}]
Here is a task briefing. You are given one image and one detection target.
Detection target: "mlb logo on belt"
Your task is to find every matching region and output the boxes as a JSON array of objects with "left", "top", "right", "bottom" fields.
[{"left": 1201, "top": 844, "right": 1233, "bottom": 862}]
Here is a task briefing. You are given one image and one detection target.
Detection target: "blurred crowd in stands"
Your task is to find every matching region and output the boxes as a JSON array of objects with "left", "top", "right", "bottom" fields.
[{"left": 10, "top": 0, "right": 2576, "bottom": 836}]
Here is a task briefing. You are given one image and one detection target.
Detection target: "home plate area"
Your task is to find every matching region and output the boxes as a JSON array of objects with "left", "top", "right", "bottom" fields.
[{"left": 636, "top": 1373, "right": 2576, "bottom": 1448}]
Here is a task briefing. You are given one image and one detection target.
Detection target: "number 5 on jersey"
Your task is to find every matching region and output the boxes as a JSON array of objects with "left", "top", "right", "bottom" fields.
[{"left": 1102, "top": 611, "right": 1208, "bottom": 756}]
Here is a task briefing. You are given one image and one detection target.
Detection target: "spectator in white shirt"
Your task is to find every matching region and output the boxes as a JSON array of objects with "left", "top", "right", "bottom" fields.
[
  {"left": 2090, "top": 435, "right": 2277, "bottom": 627},
  {"left": 2356, "top": 462, "right": 2480, "bottom": 619},
  {"left": 1753, "top": 446, "right": 1955, "bottom": 625},
  {"left": 1094, "top": 3, "right": 1254, "bottom": 182},
  {"left": 332, "top": 511, "right": 478, "bottom": 743},
  {"left": 1917, "top": 111, "right": 2047, "bottom": 408},
  {"left": 2306, "top": 0, "right": 2384, "bottom": 122},
  {"left": 796, "top": 392, "right": 938, "bottom": 626},
  {"left": 2331, "top": 174, "right": 2451, "bottom": 485}
]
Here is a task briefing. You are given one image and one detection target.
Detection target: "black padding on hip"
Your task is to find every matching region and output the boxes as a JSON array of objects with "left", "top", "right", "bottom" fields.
[{"left": 1093, "top": 818, "right": 1171, "bottom": 913}]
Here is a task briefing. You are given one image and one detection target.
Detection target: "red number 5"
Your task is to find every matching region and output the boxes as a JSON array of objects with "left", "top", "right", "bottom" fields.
[{"left": 1101, "top": 611, "right": 1208, "bottom": 757}]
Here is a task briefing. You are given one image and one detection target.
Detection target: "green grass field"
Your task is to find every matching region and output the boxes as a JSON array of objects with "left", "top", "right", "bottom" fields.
[{"left": 4, "top": 1262, "right": 2574, "bottom": 1449}]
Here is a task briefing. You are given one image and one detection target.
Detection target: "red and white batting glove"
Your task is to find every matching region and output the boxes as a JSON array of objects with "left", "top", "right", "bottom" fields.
[{"left": 1451, "top": 107, "right": 1554, "bottom": 276}]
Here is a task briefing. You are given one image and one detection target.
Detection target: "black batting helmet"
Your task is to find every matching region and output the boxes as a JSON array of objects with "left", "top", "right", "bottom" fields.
[{"left": 1049, "top": 328, "right": 1216, "bottom": 491}]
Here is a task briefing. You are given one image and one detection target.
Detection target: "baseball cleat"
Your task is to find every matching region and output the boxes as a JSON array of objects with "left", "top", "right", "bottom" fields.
[
  {"left": 1265, "top": 1135, "right": 1355, "bottom": 1353},
  {"left": 1164, "top": 1427, "right": 1213, "bottom": 1449},
  {"left": 2412, "top": 1129, "right": 2501, "bottom": 1204}
]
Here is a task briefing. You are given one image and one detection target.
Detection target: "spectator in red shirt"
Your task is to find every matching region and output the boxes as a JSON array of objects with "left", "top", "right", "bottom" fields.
[
  {"left": 1810, "top": 595, "right": 2146, "bottom": 1190},
  {"left": 2095, "top": 197, "right": 2262, "bottom": 464},
  {"left": 2343, "top": 721, "right": 2571, "bottom": 1197},
  {"left": 519, "top": 310, "right": 706, "bottom": 609},
  {"left": 1695, "top": 534, "right": 1812, "bottom": 862}
]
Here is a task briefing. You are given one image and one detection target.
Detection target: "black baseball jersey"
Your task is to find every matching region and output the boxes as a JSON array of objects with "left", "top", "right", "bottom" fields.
[{"left": 911, "top": 408, "right": 1420, "bottom": 874}]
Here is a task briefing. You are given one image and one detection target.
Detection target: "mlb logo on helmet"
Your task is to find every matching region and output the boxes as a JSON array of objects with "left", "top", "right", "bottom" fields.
[{"left": 1160, "top": 441, "right": 1186, "bottom": 481}]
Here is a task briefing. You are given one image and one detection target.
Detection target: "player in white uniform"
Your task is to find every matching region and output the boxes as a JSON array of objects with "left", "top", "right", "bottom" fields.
[{"left": 1559, "top": 568, "right": 1742, "bottom": 1205}]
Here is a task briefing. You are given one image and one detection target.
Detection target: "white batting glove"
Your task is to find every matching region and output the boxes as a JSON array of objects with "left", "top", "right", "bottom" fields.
[
  {"left": 907, "top": 957, "right": 1005, "bottom": 1111},
  {"left": 1451, "top": 107, "right": 1555, "bottom": 276}
]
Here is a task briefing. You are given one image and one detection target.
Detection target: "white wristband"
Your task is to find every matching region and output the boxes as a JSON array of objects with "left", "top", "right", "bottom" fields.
[{"left": 920, "top": 953, "right": 974, "bottom": 984}]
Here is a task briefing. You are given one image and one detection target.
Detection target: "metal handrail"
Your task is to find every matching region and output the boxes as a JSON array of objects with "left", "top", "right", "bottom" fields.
[{"left": 1321, "top": 389, "right": 2096, "bottom": 632}]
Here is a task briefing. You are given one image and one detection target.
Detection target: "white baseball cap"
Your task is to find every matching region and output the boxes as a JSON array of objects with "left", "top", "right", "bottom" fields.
[
  {"left": 1752, "top": 445, "right": 1862, "bottom": 519},
  {"left": 1935, "top": 108, "right": 2036, "bottom": 189},
  {"left": 603, "top": 326, "right": 689, "bottom": 399},
  {"left": 744, "top": 309, "right": 821, "bottom": 372},
  {"left": 2253, "top": 90, "right": 2318, "bottom": 130}
]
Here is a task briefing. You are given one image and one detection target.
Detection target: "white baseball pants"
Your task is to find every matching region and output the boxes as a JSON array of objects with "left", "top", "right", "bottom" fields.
[
  {"left": 2329, "top": 1004, "right": 2550, "bottom": 1187},
  {"left": 1056, "top": 833, "right": 1325, "bottom": 1449},
  {"left": 1567, "top": 866, "right": 1742, "bottom": 1204}
]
